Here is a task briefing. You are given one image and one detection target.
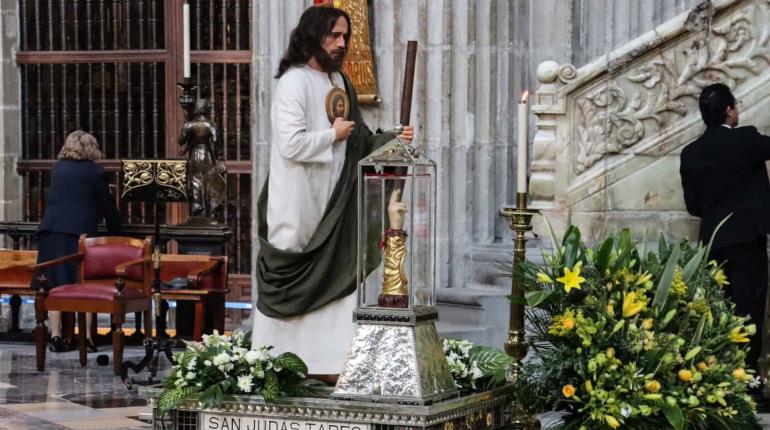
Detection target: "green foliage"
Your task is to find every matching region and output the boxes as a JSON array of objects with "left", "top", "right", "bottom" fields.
[
  {"left": 512, "top": 227, "right": 761, "bottom": 430},
  {"left": 157, "top": 386, "right": 198, "bottom": 417},
  {"left": 442, "top": 338, "right": 511, "bottom": 393}
]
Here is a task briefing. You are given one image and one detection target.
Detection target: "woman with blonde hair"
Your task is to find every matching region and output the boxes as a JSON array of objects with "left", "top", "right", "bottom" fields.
[{"left": 32, "top": 130, "right": 121, "bottom": 352}]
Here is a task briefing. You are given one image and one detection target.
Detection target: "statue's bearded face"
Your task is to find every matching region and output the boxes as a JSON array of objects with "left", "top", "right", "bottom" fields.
[{"left": 315, "top": 16, "right": 349, "bottom": 73}]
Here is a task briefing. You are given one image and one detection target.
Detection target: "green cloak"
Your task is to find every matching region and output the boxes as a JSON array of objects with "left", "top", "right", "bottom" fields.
[{"left": 256, "top": 75, "right": 395, "bottom": 318}]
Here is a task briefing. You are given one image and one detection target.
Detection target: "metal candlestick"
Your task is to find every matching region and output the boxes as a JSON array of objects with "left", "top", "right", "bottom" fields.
[
  {"left": 178, "top": 78, "right": 197, "bottom": 120},
  {"left": 499, "top": 192, "right": 540, "bottom": 430}
]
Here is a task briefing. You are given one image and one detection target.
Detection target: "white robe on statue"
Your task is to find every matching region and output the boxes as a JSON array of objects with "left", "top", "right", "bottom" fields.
[{"left": 252, "top": 65, "right": 356, "bottom": 375}]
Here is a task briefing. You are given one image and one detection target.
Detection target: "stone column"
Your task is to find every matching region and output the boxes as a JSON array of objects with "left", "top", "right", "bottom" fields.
[{"left": 0, "top": 2, "right": 21, "bottom": 224}]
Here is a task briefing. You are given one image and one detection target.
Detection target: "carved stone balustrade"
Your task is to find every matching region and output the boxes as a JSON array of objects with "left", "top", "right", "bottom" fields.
[{"left": 530, "top": 0, "right": 770, "bottom": 242}]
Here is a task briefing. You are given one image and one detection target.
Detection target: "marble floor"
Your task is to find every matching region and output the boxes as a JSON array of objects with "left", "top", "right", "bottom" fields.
[{"left": 0, "top": 341, "right": 172, "bottom": 430}]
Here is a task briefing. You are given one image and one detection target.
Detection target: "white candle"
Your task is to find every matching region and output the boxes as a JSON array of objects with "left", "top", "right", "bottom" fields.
[
  {"left": 182, "top": 2, "right": 191, "bottom": 78},
  {"left": 517, "top": 91, "right": 529, "bottom": 194}
]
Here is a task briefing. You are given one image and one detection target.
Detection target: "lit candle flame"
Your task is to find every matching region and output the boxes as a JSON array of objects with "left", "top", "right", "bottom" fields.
[{"left": 520, "top": 91, "right": 529, "bottom": 103}]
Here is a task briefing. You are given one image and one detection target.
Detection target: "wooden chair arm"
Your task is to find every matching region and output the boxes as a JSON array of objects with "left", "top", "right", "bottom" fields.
[
  {"left": 115, "top": 257, "right": 151, "bottom": 277},
  {"left": 186, "top": 259, "right": 223, "bottom": 289},
  {"left": 27, "top": 252, "right": 82, "bottom": 272}
]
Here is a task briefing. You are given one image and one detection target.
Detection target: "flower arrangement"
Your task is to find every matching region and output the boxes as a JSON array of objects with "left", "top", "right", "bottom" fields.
[
  {"left": 442, "top": 338, "right": 511, "bottom": 393},
  {"left": 157, "top": 330, "right": 310, "bottom": 417},
  {"left": 512, "top": 225, "right": 761, "bottom": 430}
]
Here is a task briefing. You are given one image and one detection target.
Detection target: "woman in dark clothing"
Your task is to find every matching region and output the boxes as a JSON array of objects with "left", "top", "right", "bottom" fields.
[{"left": 32, "top": 130, "right": 121, "bottom": 352}]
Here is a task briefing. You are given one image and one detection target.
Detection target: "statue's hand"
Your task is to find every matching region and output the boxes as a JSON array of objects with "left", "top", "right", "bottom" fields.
[
  {"left": 397, "top": 125, "right": 415, "bottom": 144},
  {"left": 387, "top": 189, "right": 407, "bottom": 230}
]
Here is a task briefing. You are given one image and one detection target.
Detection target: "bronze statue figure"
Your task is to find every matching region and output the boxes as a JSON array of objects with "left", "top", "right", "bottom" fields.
[{"left": 178, "top": 99, "right": 227, "bottom": 221}]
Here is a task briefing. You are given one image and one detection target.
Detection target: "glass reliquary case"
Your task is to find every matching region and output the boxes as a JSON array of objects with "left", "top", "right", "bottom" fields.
[{"left": 357, "top": 136, "right": 437, "bottom": 312}]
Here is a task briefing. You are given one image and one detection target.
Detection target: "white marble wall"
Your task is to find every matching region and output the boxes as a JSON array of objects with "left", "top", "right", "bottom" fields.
[{"left": 250, "top": 0, "right": 706, "bottom": 291}]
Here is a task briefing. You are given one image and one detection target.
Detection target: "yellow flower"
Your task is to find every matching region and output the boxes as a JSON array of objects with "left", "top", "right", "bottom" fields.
[
  {"left": 622, "top": 291, "right": 646, "bottom": 318},
  {"left": 678, "top": 369, "right": 693, "bottom": 382},
  {"left": 706, "top": 355, "right": 717, "bottom": 366},
  {"left": 642, "top": 318, "right": 653, "bottom": 330},
  {"left": 562, "top": 384, "right": 576, "bottom": 398},
  {"left": 616, "top": 267, "right": 636, "bottom": 285},
  {"left": 549, "top": 310, "right": 577, "bottom": 336},
  {"left": 605, "top": 415, "right": 621, "bottom": 429},
  {"left": 635, "top": 271, "right": 653, "bottom": 287},
  {"left": 645, "top": 380, "right": 661, "bottom": 393},
  {"left": 729, "top": 326, "right": 751, "bottom": 343},
  {"left": 607, "top": 301, "right": 615, "bottom": 316},
  {"left": 697, "top": 362, "right": 708, "bottom": 371},
  {"left": 712, "top": 268, "right": 729, "bottom": 288},
  {"left": 536, "top": 272, "right": 553, "bottom": 283},
  {"left": 733, "top": 367, "right": 747, "bottom": 382},
  {"left": 671, "top": 268, "right": 687, "bottom": 296},
  {"left": 606, "top": 347, "right": 615, "bottom": 359},
  {"left": 556, "top": 263, "right": 586, "bottom": 293}
]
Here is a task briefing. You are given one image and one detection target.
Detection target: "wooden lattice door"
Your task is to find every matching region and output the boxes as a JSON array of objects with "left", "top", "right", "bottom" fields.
[{"left": 16, "top": 0, "right": 253, "bottom": 316}]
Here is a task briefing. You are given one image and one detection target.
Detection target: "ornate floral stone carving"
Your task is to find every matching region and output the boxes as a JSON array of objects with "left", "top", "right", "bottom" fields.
[{"left": 572, "top": 0, "right": 770, "bottom": 173}]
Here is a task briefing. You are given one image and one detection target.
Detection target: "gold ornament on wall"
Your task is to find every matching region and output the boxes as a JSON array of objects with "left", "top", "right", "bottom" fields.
[{"left": 323, "top": 0, "right": 381, "bottom": 105}]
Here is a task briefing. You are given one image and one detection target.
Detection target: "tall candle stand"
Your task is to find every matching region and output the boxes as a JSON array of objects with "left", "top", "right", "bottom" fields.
[
  {"left": 499, "top": 192, "right": 540, "bottom": 430},
  {"left": 178, "top": 78, "right": 197, "bottom": 120}
]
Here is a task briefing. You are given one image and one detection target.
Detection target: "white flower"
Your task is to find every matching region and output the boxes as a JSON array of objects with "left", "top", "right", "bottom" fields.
[
  {"left": 186, "top": 341, "right": 205, "bottom": 352},
  {"left": 212, "top": 352, "right": 231, "bottom": 367},
  {"left": 185, "top": 371, "right": 195, "bottom": 380},
  {"left": 203, "top": 330, "right": 228, "bottom": 348},
  {"left": 237, "top": 375, "right": 253, "bottom": 393},
  {"left": 232, "top": 347, "right": 249, "bottom": 359},
  {"left": 459, "top": 343, "right": 472, "bottom": 356},
  {"left": 470, "top": 365, "right": 483, "bottom": 380},
  {"left": 245, "top": 350, "right": 261, "bottom": 365},
  {"left": 186, "top": 357, "right": 197, "bottom": 370},
  {"left": 231, "top": 331, "right": 246, "bottom": 346},
  {"left": 213, "top": 352, "right": 234, "bottom": 373},
  {"left": 621, "top": 406, "right": 632, "bottom": 418},
  {"left": 749, "top": 375, "right": 762, "bottom": 388},
  {"left": 204, "top": 360, "right": 212, "bottom": 367}
]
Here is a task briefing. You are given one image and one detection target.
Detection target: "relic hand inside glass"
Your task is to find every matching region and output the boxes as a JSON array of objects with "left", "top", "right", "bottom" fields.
[
  {"left": 387, "top": 189, "right": 407, "bottom": 230},
  {"left": 381, "top": 189, "right": 409, "bottom": 306}
]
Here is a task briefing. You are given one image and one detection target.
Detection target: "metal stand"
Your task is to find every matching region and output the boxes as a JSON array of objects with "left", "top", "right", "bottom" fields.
[
  {"left": 122, "top": 81, "right": 194, "bottom": 388},
  {"left": 499, "top": 192, "right": 540, "bottom": 430},
  {"left": 121, "top": 204, "right": 180, "bottom": 388}
]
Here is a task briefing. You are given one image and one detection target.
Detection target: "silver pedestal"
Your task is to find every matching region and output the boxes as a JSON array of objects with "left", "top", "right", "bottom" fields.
[{"left": 333, "top": 306, "right": 458, "bottom": 405}]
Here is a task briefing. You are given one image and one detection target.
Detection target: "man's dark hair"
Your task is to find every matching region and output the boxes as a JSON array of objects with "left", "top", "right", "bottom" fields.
[
  {"left": 275, "top": 6, "right": 351, "bottom": 78},
  {"left": 699, "top": 83, "right": 736, "bottom": 126}
]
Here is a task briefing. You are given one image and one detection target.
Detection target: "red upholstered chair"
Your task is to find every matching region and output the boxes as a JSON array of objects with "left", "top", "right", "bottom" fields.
[{"left": 31, "top": 235, "right": 152, "bottom": 375}]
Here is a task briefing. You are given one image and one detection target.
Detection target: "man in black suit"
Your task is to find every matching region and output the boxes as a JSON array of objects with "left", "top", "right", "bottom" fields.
[{"left": 680, "top": 83, "right": 770, "bottom": 371}]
